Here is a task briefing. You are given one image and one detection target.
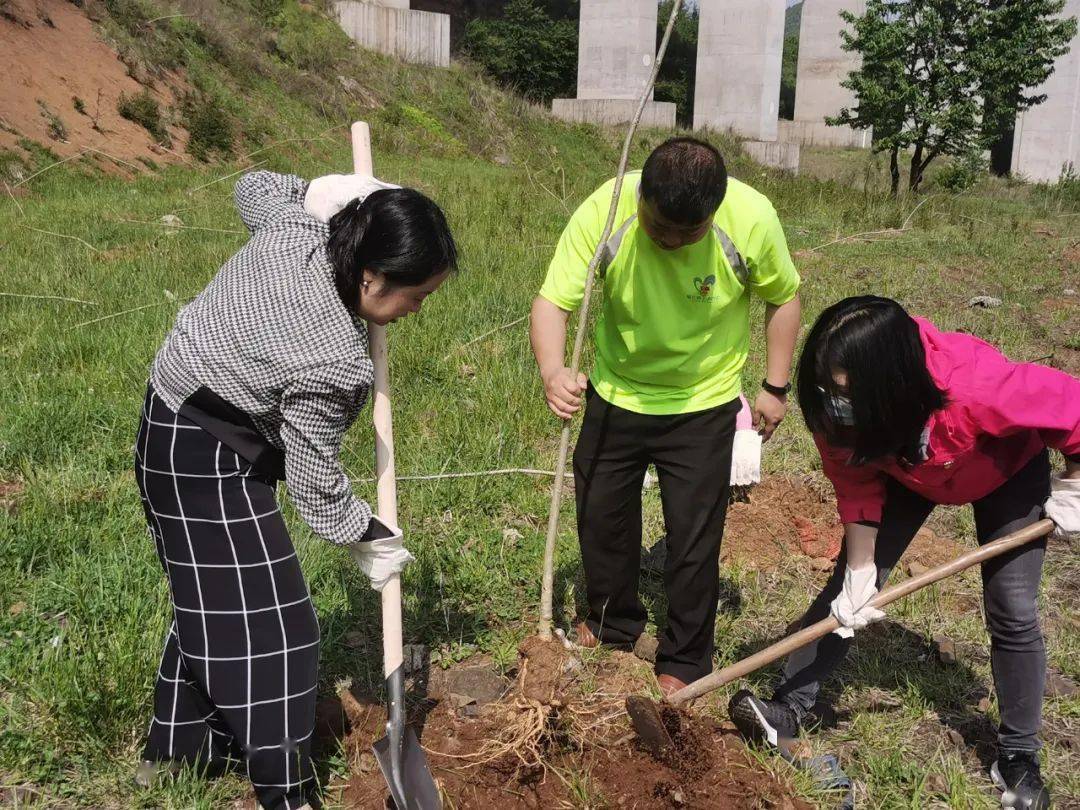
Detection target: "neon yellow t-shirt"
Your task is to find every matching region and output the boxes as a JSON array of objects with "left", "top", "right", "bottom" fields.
[{"left": 540, "top": 171, "right": 800, "bottom": 415}]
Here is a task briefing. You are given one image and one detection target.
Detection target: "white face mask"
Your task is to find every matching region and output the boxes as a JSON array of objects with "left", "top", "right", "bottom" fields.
[{"left": 818, "top": 386, "right": 855, "bottom": 426}]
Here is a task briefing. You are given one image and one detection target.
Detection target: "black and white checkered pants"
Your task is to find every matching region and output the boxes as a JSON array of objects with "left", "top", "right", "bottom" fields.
[{"left": 135, "top": 386, "right": 320, "bottom": 810}]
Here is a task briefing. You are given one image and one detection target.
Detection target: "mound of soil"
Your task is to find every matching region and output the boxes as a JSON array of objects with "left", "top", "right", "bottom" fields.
[
  {"left": 723, "top": 476, "right": 966, "bottom": 571},
  {"left": 333, "top": 649, "right": 812, "bottom": 809},
  {"left": 1, "top": 0, "right": 189, "bottom": 168}
]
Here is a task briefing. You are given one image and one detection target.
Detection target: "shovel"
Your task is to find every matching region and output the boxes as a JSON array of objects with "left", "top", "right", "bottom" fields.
[
  {"left": 628, "top": 519, "right": 1055, "bottom": 757},
  {"left": 349, "top": 121, "right": 441, "bottom": 810}
]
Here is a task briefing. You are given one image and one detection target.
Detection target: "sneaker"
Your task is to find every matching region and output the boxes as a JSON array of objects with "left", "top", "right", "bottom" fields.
[
  {"left": 729, "top": 689, "right": 800, "bottom": 750},
  {"left": 991, "top": 750, "right": 1051, "bottom": 810}
]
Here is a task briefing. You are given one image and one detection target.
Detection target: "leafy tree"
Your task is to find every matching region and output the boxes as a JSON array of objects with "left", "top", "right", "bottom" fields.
[
  {"left": 780, "top": 33, "right": 800, "bottom": 120},
  {"left": 830, "top": 0, "right": 1076, "bottom": 195},
  {"left": 460, "top": 0, "right": 577, "bottom": 102}
]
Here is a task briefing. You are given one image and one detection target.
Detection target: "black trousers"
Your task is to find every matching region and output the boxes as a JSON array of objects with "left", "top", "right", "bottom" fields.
[
  {"left": 775, "top": 450, "right": 1051, "bottom": 753},
  {"left": 573, "top": 386, "right": 739, "bottom": 683},
  {"left": 135, "top": 387, "right": 320, "bottom": 809}
]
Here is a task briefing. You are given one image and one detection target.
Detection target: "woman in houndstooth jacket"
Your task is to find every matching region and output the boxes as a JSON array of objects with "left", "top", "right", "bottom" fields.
[{"left": 134, "top": 171, "right": 458, "bottom": 809}]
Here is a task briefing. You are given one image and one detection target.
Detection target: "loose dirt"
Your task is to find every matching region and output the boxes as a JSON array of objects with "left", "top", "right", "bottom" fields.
[
  {"left": 333, "top": 648, "right": 812, "bottom": 809},
  {"left": 723, "top": 476, "right": 967, "bottom": 572},
  {"left": 1, "top": 0, "right": 189, "bottom": 169}
]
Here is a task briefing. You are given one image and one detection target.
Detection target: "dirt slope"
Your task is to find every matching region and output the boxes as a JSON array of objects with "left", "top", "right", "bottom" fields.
[{"left": 0, "top": 0, "right": 188, "bottom": 167}]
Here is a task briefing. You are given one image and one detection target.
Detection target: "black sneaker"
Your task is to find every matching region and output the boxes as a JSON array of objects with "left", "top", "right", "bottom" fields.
[
  {"left": 729, "top": 689, "right": 800, "bottom": 751},
  {"left": 991, "top": 750, "right": 1051, "bottom": 810}
]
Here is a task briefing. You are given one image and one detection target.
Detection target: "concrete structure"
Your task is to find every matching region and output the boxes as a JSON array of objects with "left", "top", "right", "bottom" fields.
[
  {"left": 783, "top": 0, "right": 871, "bottom": 149},
  {"left": 694, "top": 0, "right": 785, "bottom": 140},
  {"left": 551, "top": 0, "right": 675, "bottom": 128},
  {"left": 335, "top": 1, "right": 450, "bottom": 68},
  {"left": 743, "top": 140, "right": 802, "bottom": 173},
  {"left": 693, "top": 0, "right": 799, "bottom": 172},
  {"left": 1011, "top": 0, "right": 1080, "bottom": 183}
]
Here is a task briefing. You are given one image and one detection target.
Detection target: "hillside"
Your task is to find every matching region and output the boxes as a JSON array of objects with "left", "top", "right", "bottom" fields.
[
  {"left": 1, "top": 0, "right": 1079, "bottom": 807},
  {"left": 0, "top": 0, "right": 614, "bottom": 182}
]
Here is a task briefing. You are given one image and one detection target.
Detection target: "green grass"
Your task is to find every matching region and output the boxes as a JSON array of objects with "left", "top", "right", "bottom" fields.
[{"left": 1, "top": 1, "right": 1079, "bottom": 806}]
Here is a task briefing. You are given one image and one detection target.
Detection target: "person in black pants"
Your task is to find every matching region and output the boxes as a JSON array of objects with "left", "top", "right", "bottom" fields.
[
  {"left": 730, "top": 297, "right": 1080, "bottom": 810},
  {"left": 135, "top": 171, "right": 458, "bottom": 809},
  {"left": 531, "top": 138, "right": 803, "bottom": 695}
]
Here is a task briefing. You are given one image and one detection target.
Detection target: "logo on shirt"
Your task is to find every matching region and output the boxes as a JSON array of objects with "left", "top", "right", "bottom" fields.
[{"left": 691, "top": 275, "right": 716, "bottom": 301}]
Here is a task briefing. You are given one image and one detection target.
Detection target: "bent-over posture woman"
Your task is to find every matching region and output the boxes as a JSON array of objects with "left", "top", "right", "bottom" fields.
[
  {"left": 134, "top": 171, "right": 457, "bottom": 809},
  {"left": 731, "top": 297, "right": 1080, "bottom": 810}
]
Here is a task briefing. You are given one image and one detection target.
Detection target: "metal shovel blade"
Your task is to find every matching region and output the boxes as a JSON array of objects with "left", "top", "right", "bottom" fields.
[
  {"left": 625, "top": 695, "right": 675, "bottom": 759},
  {"left": 373, "top": 667, "right": 441, "bottom": 810},
  {"left": 373, "top": 726, "right": 440, "bottom": 809}
]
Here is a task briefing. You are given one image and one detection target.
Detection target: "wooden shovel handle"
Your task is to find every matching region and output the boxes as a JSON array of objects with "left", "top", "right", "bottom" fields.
[
  {"left": 669, "top": 519, "right": 1054, "bottom": 706},
  {"left": 348, "top": 121, "right": 403, "bottom": 677}
]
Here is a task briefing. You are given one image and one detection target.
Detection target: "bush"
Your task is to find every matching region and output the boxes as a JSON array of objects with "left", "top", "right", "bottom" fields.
[
  {"left": 117, "top": 89, "right": 170, "bottom": 145},
  {"left": 934, "top": 152, "right": 987, "bottom": 193},
  {"left": 181, "top": 94, "right": 234, "bottom": 161}
]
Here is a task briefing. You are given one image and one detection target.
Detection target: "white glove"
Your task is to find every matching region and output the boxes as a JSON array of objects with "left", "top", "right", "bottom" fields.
[
  {"left": 730, "top": 429, "right": 762, "bottom": 486},
  {"left": 1045, "top": 473, "right": 1080, "bottom": 541},
  {"left": 303, "top": 173, "right": 400, "bottom": 223},
  {"left": 830, "top": 565, "right": 886, "bottom": 639},
  {"left": 351, "top": 516, "right": 414, "bottom": 592}
]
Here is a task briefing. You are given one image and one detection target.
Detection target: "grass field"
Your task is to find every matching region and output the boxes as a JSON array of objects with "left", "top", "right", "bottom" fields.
[
  {"left": 2, "top": 2, "right": 1080, "bottom": 805},
  {"left": 2, "top": 130, "right": 1078, "bottom": 807}
]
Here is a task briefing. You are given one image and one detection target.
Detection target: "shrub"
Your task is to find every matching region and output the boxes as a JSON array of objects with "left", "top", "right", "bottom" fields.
[
  {"left": 934, "top": 152, "right": 987, "bottom": 194},
  {"left": 182, "top": 94, "right": 234, "bottom": 161},
  {"left": 117, "top": 89, "right": 170, "bottom": 145}
]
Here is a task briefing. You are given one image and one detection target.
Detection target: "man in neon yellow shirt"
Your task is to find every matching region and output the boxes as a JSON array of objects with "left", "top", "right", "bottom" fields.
[{"left": 531, "top": 137, "right": 802, "bottom": 695}]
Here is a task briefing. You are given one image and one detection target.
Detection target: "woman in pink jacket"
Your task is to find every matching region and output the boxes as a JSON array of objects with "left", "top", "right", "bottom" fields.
[{"left": 731, "top": 296, "right": 1080, "bottom": 810}]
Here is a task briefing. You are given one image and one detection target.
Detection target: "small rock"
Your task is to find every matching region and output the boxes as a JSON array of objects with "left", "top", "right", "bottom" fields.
[
  {"left": 643, "top": 470, "right": 658, "bottom": 490},
  {"left": 945, "top": 728, "right": 964, "bottom": 747},
  {"left": 1045, "top": 669, "right": 1080, "bottom": 699},
  {"left": 633, "top": 634, "right": 659, "bottom": 663},
  {"left": 810, "top": 557, "right": 834, "bottom": 571},
  {"left": 671, "top": 789, "right": 686, "bottom": 806},
  {"left": 1064, "top": 288, "right": 1077, "bottom": 296},
  {"left": 160, "top": 214, "right": 183, "bottom": 232},
  {"left": 442, "top": 665, "right": 509, "bottom": 706},
  {"left": 8, "top": 601, "right": 26, "bottom": 616},
  {"left": 934, "top": 635, "right": 957, "bottom": 665},
  {"left": 462, "top": 703, "right": 480, "bottom": 717},
  {"left": 906, "top": 560, "right": 930, "bottom": 577},
  {"left": 968, "top": 295, "right": 1003, "bottom": 309},
  {"left": 403, "top": 644, "right": 427, "bottom": 674}
]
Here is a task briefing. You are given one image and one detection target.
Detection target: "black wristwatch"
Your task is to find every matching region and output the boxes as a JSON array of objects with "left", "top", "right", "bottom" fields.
[{"left": 762, "top": 379, "right": 792, "bottom": 397}]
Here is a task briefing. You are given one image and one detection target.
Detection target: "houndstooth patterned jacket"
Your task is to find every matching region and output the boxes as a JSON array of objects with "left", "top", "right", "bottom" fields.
[{"left": 151, "top": 171, "right": 374, "bottom": 545}]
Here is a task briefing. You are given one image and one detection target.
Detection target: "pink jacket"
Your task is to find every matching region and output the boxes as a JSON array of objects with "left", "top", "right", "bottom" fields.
[{"left": 817, "top": 318, "right": 1080, "bottom": 524}]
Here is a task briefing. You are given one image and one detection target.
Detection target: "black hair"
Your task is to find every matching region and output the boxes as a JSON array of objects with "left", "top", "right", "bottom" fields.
[
  {"left": 326, "top": 187, "right": 458, "bottom": 310},
  {"left": 640, "top": 137, "right": 728, "bottom": 225},
  {"left": 796, "top": 296, "right": 946, "bottom": 465}
]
